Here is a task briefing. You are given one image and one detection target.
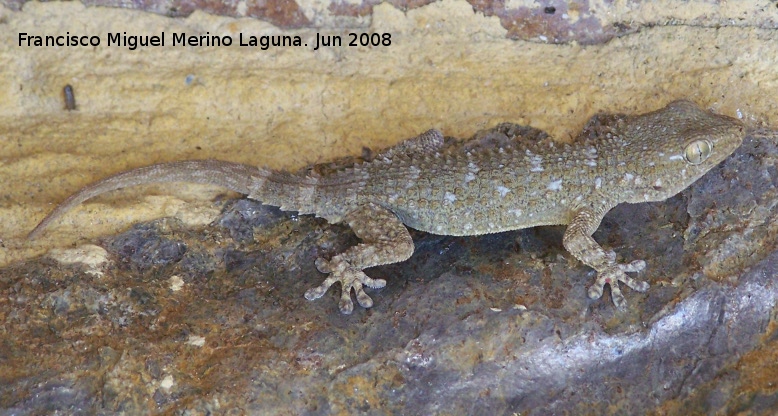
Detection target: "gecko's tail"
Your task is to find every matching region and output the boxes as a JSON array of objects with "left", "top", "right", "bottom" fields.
[{"left": 28, "top": 159, "right": 317, "bottom": 239}]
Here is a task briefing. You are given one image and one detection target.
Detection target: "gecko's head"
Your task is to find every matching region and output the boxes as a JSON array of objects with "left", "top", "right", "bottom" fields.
[{"left": 621, "top": 100, "right": 745, "bottom": 204}]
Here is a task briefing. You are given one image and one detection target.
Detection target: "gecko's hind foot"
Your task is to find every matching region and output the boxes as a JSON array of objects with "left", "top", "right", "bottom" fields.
[
  {"left": 587, "top": 260, "right": 649, "bottom": 310},
  {"left": 304, "top": 256, "right": 387, "bottom": 314}
]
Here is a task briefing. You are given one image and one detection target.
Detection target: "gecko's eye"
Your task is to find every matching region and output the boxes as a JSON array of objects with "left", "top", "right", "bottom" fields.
[{"left": 684, "top": 139, "right": 713, "bottom": 165}]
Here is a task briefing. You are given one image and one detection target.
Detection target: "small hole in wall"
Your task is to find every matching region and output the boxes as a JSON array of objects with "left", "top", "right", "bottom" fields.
[{"left": 544, "top": 6, "right": 556, "bottom": 14}]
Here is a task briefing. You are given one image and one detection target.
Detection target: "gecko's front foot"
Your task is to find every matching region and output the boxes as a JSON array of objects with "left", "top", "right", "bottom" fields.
[
  {"left": 587, "top": 259, "right": 649, "bottom": 310},
  {"left": 304, "top": 256, "right": 387, "bottom": 314}
]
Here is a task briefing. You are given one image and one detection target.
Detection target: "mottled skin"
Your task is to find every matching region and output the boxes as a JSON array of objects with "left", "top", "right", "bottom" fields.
[{"left": 30, "top": 100, "right": 745, "bottom": 313}]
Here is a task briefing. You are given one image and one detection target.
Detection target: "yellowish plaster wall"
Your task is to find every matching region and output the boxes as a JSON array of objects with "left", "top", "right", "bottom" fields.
[{"left": 1, "top": 0, "right": 776, "bottom": 266}]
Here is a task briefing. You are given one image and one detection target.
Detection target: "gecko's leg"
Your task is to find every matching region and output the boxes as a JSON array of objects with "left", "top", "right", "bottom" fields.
[
  {"left": 562, "top": 207, "right": 649, "bottom": 309},
  {"left": 304, "top": 202, "right": 414, "bottom": 314}
]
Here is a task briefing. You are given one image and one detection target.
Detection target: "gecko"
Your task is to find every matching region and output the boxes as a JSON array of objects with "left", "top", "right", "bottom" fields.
[{"left": 29, "top": 100, "right": 745, "bottom": 314}]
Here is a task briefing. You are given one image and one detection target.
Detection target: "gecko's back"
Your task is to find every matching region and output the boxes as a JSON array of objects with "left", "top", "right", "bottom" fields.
[{"left": 325, "top": 100, "right": 744, "bottom": 236}]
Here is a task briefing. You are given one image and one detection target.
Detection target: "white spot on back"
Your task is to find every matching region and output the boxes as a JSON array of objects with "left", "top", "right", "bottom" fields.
[
  {"left": 668, "top": 155, "right": 684, "bottom": 161},
  {"left": 495, "top": 185, "right": 511, "bottom": 197},
  {"left": 465, "top": 162, "right": 480, "bottom": 183},
  {"left": 595, "top": 177, "right": 603, "bottom": 189},
  {"left": 529, "top": 154, "right": 544, "bottom": 172},
  {"left": 509, "top": 208, "right": 523, "bottom": 217},
  {"left": 654, "top": 178, "right": 662, "bottom": 187},
  {"left": 444, "top": 192, "right": 457, "bottom": 203},
  {"left": 547, "top": 179, "right": 563, "bottom": 191},
  {"left": 624, "top": 173, "right": 635, "bottom": 181}
]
